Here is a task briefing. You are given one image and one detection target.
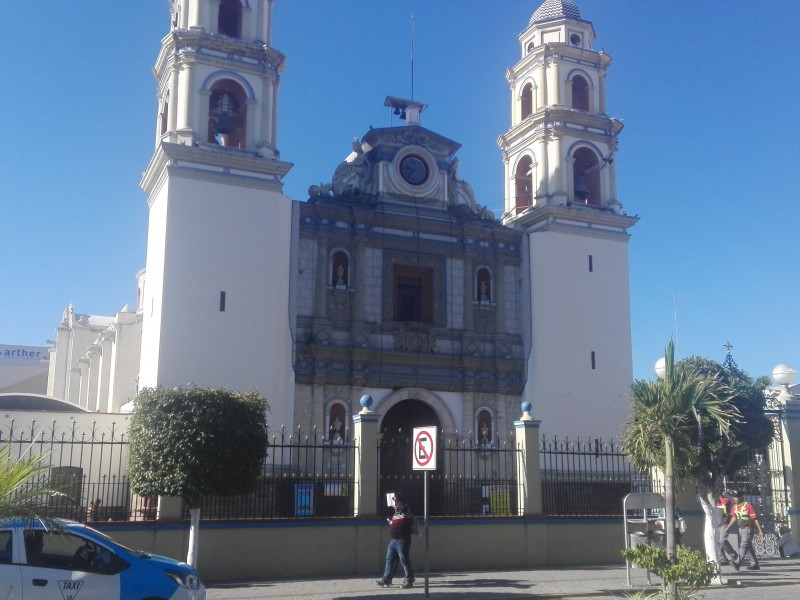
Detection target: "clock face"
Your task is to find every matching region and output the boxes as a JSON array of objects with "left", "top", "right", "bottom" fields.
[{"left": 399, "top": 155, "right": 429, "bottom": 186}]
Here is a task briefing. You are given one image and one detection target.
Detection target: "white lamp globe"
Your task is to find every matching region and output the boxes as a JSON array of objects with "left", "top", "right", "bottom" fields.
[
  {"left": 654, "top": 357, "right": 667, "bottom": 380},
  {"left": 773, "top": 364, "right": 797, "bottom": 387}
]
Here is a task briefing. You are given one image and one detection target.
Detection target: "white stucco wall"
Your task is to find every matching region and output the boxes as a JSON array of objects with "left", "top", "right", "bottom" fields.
[
  {"left": 139, "top": 172, "right": 296, "bottom": 430},
  {"left": 525, "top": 230, "right": 633, "bottom": 441}
]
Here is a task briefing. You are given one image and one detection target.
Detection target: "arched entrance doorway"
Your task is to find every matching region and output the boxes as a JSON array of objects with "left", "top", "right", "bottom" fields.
[{"left": 379, "top": 399, "right": 443, "bottom": 516}]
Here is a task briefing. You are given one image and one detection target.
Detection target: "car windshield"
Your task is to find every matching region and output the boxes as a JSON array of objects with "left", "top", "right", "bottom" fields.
[{"left": 65, "top": 523, "right": 141, "bottom": 556}]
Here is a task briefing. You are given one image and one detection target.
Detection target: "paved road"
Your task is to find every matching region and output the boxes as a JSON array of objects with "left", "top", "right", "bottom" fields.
[{"left": 206, "top": 557, "right": 800, "bottom": 599}]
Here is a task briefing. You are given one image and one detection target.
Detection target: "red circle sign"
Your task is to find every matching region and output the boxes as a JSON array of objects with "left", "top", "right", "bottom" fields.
[{"left": 414, "top": 430, "right": 434, "bottom": 467}]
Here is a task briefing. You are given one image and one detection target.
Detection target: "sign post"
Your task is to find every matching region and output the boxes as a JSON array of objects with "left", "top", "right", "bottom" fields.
[{"left": 413, "top": 426, "right": 436, "bottom": 597}]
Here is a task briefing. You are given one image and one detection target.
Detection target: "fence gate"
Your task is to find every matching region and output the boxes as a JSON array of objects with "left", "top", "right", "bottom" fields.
[{"left": 728, "top": 393, "right": 790, "bottom": 558}]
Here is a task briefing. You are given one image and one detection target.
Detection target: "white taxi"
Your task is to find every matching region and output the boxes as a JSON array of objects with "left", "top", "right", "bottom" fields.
[{"left": 0, "top": 519, "right": 205, "bottom": 600}]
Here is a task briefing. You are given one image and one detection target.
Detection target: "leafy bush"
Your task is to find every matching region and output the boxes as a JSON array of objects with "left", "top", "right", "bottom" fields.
[
  {"left": 128, "top": 386, "right": 269, "bottom": 507},
  {"left": 622, "top": 543, "right": 717, "bottom": 590}
]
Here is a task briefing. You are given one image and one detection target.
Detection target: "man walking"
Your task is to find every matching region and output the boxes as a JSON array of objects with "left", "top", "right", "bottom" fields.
[
  {"left": 375, "top": 493, "right": 415, "bottom": 588},
  {"left": 725, "top": 490, "right": 765, "bottom": 571},
  {"left": 714, "top": 491, "right": 737, "bottom": 566}
]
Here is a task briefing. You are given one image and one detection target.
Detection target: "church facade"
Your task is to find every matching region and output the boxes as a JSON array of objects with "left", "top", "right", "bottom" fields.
[{"left": 47, "top": 0, "right": 637, "bottom": 443}]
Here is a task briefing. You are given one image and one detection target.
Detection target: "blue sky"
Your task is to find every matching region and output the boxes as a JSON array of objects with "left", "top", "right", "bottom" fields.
[{"left": 1, "top": 1, "right": 797, "bottom": 383}]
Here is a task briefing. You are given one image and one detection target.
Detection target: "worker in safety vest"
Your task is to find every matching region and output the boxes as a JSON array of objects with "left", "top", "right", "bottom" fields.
[
  {"left": 724, "top": 490, "right": 765, "bottom": 571},
  {"left": 714, "top": 492, "right": 737, "bottom": 566}
]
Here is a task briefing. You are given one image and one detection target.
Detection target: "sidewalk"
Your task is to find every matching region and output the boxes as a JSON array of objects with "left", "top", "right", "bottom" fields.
[{"left": 206, "top": 558, "right": 800, "bottom": 599}]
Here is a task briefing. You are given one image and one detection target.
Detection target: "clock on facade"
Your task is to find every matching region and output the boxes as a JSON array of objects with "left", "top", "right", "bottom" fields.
[{"left": 399, "top": 154, "right": 429, "bottom": 186}]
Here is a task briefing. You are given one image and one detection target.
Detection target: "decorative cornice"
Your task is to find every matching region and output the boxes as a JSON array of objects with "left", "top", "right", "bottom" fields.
[
  {"left": 511, "top": 204, "right": 638, "bottom": 235},
  {"left": 141, "top": 141, "right": 293, "bottom": 196}
]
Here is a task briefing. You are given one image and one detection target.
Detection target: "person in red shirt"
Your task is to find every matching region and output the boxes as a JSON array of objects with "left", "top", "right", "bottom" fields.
[
  {"left": 724, "top": 490, "right": 765, "bottom": 570},
  {"left": 374, "top": 494, "right": 415, "bottom": 588}
]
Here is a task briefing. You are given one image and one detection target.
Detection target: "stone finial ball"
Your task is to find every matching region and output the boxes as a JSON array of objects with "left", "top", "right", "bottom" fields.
[
  {"left": 521, "top": 401, "right": 532, "bottom": 413},
  {"left": 360, "top": 394, "right": 374, "bottom": 409},
  {"left": 773, "top": 364, "right": 797, "bottom": 386}
]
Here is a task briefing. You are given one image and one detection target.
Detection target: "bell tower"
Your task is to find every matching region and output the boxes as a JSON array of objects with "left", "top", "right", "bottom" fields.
[
  {"left": 139, "top": 0, "right": 296, "bottom": 429},
  {"left": 498, "top": 0, "right": 638, "bottom": 438}
]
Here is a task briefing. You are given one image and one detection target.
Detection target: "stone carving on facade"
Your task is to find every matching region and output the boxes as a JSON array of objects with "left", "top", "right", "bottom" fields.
[
  {"left": 394, "top": 328, "right": 436, "bottom": 353},
  {"left": 61, "top": 304, "right": 74, "bottom": 326},
  {"left": 448, "top": 157, "right": 494, "bottom": 220},
  {"left": 473, "top": 305, "right": 496, "bottom": 331},
  {"left": 330, "top": 138, "right": 376, "bottom": 200},
  {"left": 326, "top": 290, "right": 352, "bottom": 321},
  {"left": 308, "top": 182, "right": 333, "bottom": 198},
  {"left": 323, "top": 385, "right": 352, "bottom": 402}
]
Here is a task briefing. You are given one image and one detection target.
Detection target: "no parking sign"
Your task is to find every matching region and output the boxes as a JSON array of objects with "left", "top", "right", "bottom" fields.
[{"left": 412, "top": 426, "right": 437, "bottom": 470}]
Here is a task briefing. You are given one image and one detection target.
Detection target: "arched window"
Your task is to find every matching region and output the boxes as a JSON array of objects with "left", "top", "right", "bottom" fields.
[
  {"left": 520, "top": 83, "right": 533, "bottom": 120},
  {"left": 331, "top": 250, "right": 349, "bottom": 289},
  {"left": 207, "top": 80, "right": 247, "bottom": 148},
  {"left": 327, "top": 401, "right": 348, "bottom": 442},
  {"left": 514, "top": 156, "right": 533, "bottom": 214},
  {"left": 526, "top": 41, "right": 535, "bottom": 55},
  {"left": 571, "top": 75, "right": 590, "bottom": 111},
  {"left": 218, "top": 0, "right": 243, "bottom": 38},
  {"left": 475, "top": 267, "right": 492, "bottom": 304},
  {"left": 476, "top": 409, "right": 493, "bottom": 445},
  {"left": 573, "top": 147, "right": 601, "bottom": 206}
]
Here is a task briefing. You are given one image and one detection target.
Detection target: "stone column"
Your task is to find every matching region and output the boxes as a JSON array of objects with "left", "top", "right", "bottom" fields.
[
  {"left": 353, "top": 395, "right": 380, "bottom": 518},
  {"left": 514, "top": 402, "right": 542, "bottom": 516},
  {"left": 779, "top": 386, "right": 800, "bottom": 536},
  {"left": 176, "top": 60, "right": 196, "bottom": 145}
]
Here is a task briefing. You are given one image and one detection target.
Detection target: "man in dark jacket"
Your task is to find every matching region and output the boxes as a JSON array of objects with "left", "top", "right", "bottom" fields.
[{"left": 375, "top": 493, "right": 415, "bottom": 588}]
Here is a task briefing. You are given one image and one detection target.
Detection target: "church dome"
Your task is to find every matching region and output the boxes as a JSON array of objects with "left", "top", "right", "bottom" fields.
[{"left": 530, "top": 0, "right": 581, "bottom": 25}]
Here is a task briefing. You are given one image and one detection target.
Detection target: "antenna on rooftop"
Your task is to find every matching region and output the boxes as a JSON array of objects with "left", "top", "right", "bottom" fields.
[
  {"left": 662, "top": 292, "right": 687, "bottom": 351},
  {"left": 410, "top": 15, "right": 415, "bottom": 100}
]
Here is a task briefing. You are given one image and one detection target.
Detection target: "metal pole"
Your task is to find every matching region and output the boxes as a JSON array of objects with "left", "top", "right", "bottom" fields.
[{"left": 424, "top": 469, "right": 429, "bottom": 597}]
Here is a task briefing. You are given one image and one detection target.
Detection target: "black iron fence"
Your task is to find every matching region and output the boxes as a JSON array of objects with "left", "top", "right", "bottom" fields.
[
  {"left": 436, "top": 434, "right": 519, "bottom": 517},
  {"left": 188, "top": 426, "right": 355, "bottom": 520},
  {"left": 541, "top": 436, "right": 657, "bottom": 517},
  {"left": 2, "top": 418, "right": 657, "bottom": 522},
  {"left": 378, "top": 430, "right": 520, "bottom": 518},
  {"left": 0, "top": 418, "right": 153, "bottom": 522}
]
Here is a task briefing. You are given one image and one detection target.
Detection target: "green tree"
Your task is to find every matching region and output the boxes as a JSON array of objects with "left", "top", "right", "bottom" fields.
[
  {"left": 674, "top": 355, "right": 773, "bottom": 569},
  {"left": 128, "top": 386, "right": 269, "bottom": 567},
  {"left": 622, "top": 341, "right": 737, "bottom": 599},
  {"left": 0, "top": 443, "right": 64, "bottom": 524},
  {"left": 676, "top": 356, "right": 772, "bottom": 481}
]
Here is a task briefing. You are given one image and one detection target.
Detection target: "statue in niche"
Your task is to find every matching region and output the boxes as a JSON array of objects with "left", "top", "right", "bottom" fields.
[
  {"left": 330, "top": 416, "right": 343, "bottom": 442},
  {"left": 335, "top": 264, "right": 346, "bottom": 288},
  {"left": 479, "top": 280, "right": 489, "bottom": 303}
]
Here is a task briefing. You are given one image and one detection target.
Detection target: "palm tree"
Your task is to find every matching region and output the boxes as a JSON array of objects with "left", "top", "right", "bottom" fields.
[
  {"left": 623, "top": 341, "right": 738, "bottom": 599},
  {"left": 0, "top": 443, "right": 63, "bottom": 524}
]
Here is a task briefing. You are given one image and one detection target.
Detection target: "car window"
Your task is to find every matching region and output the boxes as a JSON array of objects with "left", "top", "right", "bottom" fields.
[
  {"left": 25, "top": 529, "right": 128, "bottom": 575},
  {"left": 0, "top": 530, "right": 12, "bottom": 564}
]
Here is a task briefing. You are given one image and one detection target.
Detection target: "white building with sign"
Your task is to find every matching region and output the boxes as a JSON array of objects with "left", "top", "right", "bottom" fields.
[{"left": 0, "top": 344, "right": 49, "bottom": 394}]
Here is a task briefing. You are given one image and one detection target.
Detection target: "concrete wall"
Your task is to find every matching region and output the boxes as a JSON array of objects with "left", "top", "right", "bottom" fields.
[{"left": 98, "top": 517, "right": 637, "bottom": 583}]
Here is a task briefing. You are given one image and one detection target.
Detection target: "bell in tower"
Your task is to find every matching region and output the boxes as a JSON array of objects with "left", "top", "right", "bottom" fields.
[
  {"left": 155, "top": 0, "right": 284, "bottom": 158},
  {"left": 573, "top": 168, "right": 589, "bottom": 203},
  {"left": 138, "top": 0, "right": 297, "bottom": 432},
  {"left": 498, "top": 0, "right": 625, "bottom": 218}
]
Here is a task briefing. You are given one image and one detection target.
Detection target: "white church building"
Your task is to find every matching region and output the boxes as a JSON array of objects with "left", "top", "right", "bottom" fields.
[{"left": 46, "top": 0, "right": 637, "bottom": 445}]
